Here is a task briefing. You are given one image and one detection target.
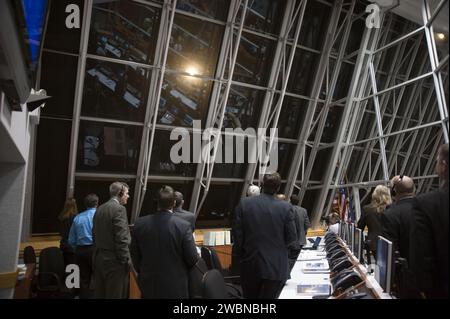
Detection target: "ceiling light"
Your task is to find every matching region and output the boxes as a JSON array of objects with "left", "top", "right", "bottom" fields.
[{"left": 436, "top": 33, "right": 445, "bottom": 40}]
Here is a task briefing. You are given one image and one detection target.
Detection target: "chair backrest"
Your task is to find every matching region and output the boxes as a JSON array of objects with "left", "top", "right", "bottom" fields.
[
  {"left": 188, "top": 258, "right": 207, "bottom": 299},
  {"left": 202, "top": 269, "right": 228, "bottom": 299},
  {"left": 38, "top": 247, "right": 65, "bottom": 286},
  {"left": 209, "top": 248, "right": 224, "bottom": 272},
  {"left": 201, "top": 246, "right": 214, "bottom": 270},
  {"left": 23, "top": 246, "right": 36, "bottom": 264}
]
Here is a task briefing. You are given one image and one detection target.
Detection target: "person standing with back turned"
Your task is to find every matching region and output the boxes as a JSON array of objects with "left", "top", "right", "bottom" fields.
[
  {"left": 233, "top": 172, "right": 298, "bottom": 299},
  {"left": 93, "top": 182, "right": 131, "bottom": 298},
  {"left": 409, "top": 144, "right": 449, "bottom": 299}
]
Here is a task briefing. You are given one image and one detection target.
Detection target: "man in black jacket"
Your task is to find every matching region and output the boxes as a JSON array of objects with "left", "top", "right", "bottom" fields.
[
  {"left": 288, "top": 194, "right": 311, "bottom": 271},
  {"left": 92, "top": 182, "right": 131, "bottom": 298},
  {"left": 130, "top": 186, "right": 199, "bottom": 298},
  {"left": 381, "top": 175, "right": 415, "bottom": 261},
  {"left": 233, "top": 172, "right": 298, "bottom": 299},
  {"left": 409, "top": 143, "right": 449, "bottom": 299},
  {"left": 173, "top": 191, "right": 196, "bottom": 231}
]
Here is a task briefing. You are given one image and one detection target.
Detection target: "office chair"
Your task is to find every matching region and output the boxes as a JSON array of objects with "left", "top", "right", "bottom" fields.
[
  {"left": 23, "top": 246, "right": 36, "bottom": 264},
  {"left": 36, "top": 247, "right": 73, "bottom": 299},
  {"left": 202, "top": 269, "right": 229, "bottom": 299},
  {"left": 188, "top": 258, "right": 208, "bottom": 299}
]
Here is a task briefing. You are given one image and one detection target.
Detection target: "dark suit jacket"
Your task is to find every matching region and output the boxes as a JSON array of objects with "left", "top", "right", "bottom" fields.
[
  {"left": 232, "top": 193, "right": 298, "bottom": 281},
  {"left": 173, "top": 207, "right": 196, "bottom": 231},
  {"left": 357, "top": 204, "right": 384, "bottom": 253},
  {"left": 409, "top": 185, "right": 449, "bottom": 299},
  {"left": 293, "top": 205, "right": 310, "bottom": 246},
  {"left": 130, "top": 210, "right": 199, "bottom": 299},
  {"left": 381, "top": 197, "right": 415, "bottom": 261},
  {"left": 93, "top": 198, "right": 131, "bottom": 265}
]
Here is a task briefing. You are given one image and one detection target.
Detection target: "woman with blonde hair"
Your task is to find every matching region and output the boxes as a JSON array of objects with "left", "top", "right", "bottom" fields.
[
  {"left": 357, "top": 185, "right": 392, "bottom": 259},
  {"left": 59, "top": 198, "right": 78, "bottom": 266}
]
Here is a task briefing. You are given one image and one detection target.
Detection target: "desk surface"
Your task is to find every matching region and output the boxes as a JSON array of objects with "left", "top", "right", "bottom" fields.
[{"left": 279, "top": 236, "right": 393, "bottom": 299}]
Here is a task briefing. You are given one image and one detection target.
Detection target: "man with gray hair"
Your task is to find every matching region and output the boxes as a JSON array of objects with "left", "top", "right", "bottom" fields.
[
  {"left": 173, "top": 191, "right": 195, "bottom": 231},
  {"left": 93, "top": 181, "right": 131, "bottom": 298}
]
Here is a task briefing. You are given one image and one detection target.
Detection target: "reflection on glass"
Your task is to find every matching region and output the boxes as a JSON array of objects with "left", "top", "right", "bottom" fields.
[
  {"left": 197, "top": 183, "right": 243, "bottom": 227},
  {"left": 167, "top": 14, "right": 224, "bottom": 77},
  {"left": 82, "top": 59, "right": 150, "bottom": 122},
  {"left": 310, "top": 147, "right": 332, "bottom": 181},
  {"left": 277, "top": 143, "right": 295, "bottom": 180},
  {"left": 77, "top": 121, "right": 141, "bottom": 173},
  {"left": 297, "top": 0, "right": 331, "bottom": 50},
  {"left": 286, "top": 49, "right": 320, "bottom": 96},
  {"left": 212, "top": 134, "right": 248, "bottom": 178},
  {"left": 277, "top": 96, "right": 308, "bottom": 139},
  {"left": 223, "top": 85, "right": 265, "bottom": 130},
  {"left": 88, "top": 1, "right": 161, "bottom": 64},
  {"left": 158, "top": 73, "right": 212, "bottom": 127},
  {"left": 176, "top": 0, "right": 228, "bottom": 21},
  {"left": 321, "top": 106, "right": 344, "bottom": 143},
  {"left": 231, "top": 32, "right": 277, "bottom": 86},
  {"left": 149, "top": 129, "right": 196, "bottom": 177},
  {"left": 237, "top": 0, "right": 285, "bottom": 36}
]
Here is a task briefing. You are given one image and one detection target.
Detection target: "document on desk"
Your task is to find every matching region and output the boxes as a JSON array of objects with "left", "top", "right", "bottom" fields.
[
  {"left": 302, "top": 261, "right": 329, "bottom": 274},
  {"left": 297, "top": 284, "right": 331, "bottom": 296}
]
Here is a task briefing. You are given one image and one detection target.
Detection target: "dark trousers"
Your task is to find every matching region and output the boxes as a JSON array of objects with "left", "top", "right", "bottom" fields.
[
  {"left": 241, "top": 275, "right": 285, "bottom": 299},
  {"left": 288, "top": 245, "right": 303, "bottom": 272},
  {"left": 93, "top": 252, "right": 129, "bottom": 299},
  {"left": 75, "top": 245, "right": 94, "bottom": 299}
]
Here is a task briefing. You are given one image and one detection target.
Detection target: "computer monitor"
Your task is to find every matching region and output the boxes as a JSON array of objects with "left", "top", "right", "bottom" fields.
[
  {"left": 375, "top": 236, "right": 394, "bottom": 293},
  {"left": 348, "top": 223, "right": 354, "bottom": 252},
  {"left": 353, "top": 228, "right": 362, "bottom": 261}
]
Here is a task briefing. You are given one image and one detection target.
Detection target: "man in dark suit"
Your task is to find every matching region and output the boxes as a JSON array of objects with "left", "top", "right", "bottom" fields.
[
  {"left": 409, "top": 143, "right": 449, "bottom": 299},
  {"left": 381, "top": 175, "right": 415, "bottom": 261},
  {"left": 130, "top": 186, "right": 199, "bottom": 298},
  {"left": 288, "top": 194, "right": 311, "bottom": 271},
  {"left": 92, "top": 182, "right": 131, "bottom": 298},
  {"left": 173, "top": 191, "right": 196, "bottom": 231},
  {"left": 233, "top": 172, "right": 298, "bottom": 299}
]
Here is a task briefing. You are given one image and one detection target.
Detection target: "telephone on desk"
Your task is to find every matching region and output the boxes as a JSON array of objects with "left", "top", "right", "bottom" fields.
[
  {"left": 330, "top": 256, "right": 353, "bottom": 273},
  {"left": 331, "top": 269, "right": 363, "bottom": 295}
]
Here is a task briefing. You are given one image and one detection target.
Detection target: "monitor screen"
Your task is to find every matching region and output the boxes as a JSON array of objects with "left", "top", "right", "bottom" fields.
[
  {"left": 353, "top": 228, "right": 362, "bottom": 261},
  {"left": 348, "top": 223, "right": 354, "bottom": 252},
  {"left": 375, "top": 236, "right": 393, "bottom": 293}
]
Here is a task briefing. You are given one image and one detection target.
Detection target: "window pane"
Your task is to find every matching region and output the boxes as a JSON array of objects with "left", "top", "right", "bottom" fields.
[
  {"left": 286, "top": 49, "right": 321, "bottom": 96},
  {"left": 88, "top": 1, "right": 161, "bottom": 65},
  {"left": 277, "top": 142, "right": 295, "bottom": 180},
  {"left": 297, "top": 0, "right": 332, "bottom": 50},
  {"left": 176, "top": 0, "right": 229, "bottom": 21},
  {"left": 74, "top": 179, "right": 135, "bottom": 222},
  {"left": 40, "top": 51, "right": 78, "bottom": 119},
  {"left": 77, "top": 121, "right": 142, "bottom": 174},
  {"left": 149, "top": 129, "right": 196, "bottom": 177},
  {"left": 212, "top": 134, "right": 248, "bottom": 178},
  {"left": 139, "top": 181, "right": 194, "bottom": 217},
  {"left": 82, "top": 58, "right": 151, "bottom": 122},
  {"left": 277, "top": 96, "right": 308, "bottom": 139},
  {"left": 158, "top": 72, "right": 212, "bottom": 127},
  {"left": 197, "top": 183, "right": 243, "bottom": 228},
  {"left": 237, "top": 0, "right": 285, "bottom": 36},
  {"left": 224, "top": 85, "right": 265, "bottom": 130},
  {"left": 231, "top": 32, "right": 277, "bottom": 86},
  {"left": 44, "top": 0, "right": 83, "bottom": 53},
  {"left": 33, "top": 118, "right": 72, "bottom": 233},
  {"left": 167, "top": 14, "right": 224, "bottom": 77}
]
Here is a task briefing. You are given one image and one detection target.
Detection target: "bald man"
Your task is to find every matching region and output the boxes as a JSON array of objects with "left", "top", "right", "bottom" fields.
[{"left": 381, "top": 175, "right": 416, "bottom": 261}]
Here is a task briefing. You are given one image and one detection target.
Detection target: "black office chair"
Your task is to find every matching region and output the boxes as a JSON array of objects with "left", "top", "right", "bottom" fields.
[
  {"left": 36, "top": 247, "right": 73, "bottom": 299},
  {"left": 202, "top": 269, "right": 229, "bottom": 299},
  {"left": 23, "top": 246, "right": 36, "bottom": 264},
  {"left": 188, "top": 258, "right": 208, "bottom": 299}
]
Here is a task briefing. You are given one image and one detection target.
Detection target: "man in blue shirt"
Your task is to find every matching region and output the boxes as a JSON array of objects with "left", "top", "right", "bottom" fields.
[{"left": 69, "top": 193, "right": 98, "bottom": 298}]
